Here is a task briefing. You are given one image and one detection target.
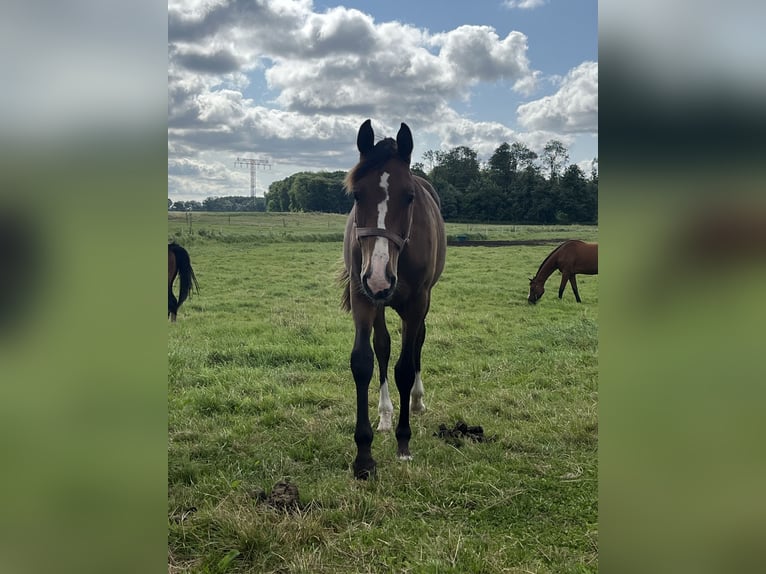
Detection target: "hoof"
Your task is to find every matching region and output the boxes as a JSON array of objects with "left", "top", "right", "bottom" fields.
[
  {"left": 376, "top": 413, "right": 393, "bottom": 432},
  {"left": 353, "top": 458, "right": 377, "bottom": 480},
  {"left": 410, "top": 400, "right": 426, "bottom": 414}
]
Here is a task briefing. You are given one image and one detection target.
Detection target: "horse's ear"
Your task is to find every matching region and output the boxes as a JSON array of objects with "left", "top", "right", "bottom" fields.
[
  {"left": 357, "top": 119, "right": 374, "bottom": 156},
  {"left": 396, "top": 122, "right": 413, "bottom": 164}
]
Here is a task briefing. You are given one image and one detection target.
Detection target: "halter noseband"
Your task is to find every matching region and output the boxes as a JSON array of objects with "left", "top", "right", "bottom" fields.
[
  {"left": 354, "top": 199, "right": 413, "bottom": 251},
  {"left": 355, "top": 226, "right": 408, "bottom": 250}
]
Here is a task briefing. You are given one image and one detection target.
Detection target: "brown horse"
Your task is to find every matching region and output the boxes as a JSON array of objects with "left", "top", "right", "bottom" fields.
[
  {"left": 528, "top": 240, "right": 597, "bottom": 304},
  {"left": 168, "top": 242, "right": 199, "bottom": 322},
  {"left": 340, "top": 120, "right": 446, "bottom": 479}
]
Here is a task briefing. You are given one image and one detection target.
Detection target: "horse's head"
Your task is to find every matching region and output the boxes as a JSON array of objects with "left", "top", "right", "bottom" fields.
[
  {"left": 347, "top": 119, "right": 416, "bottom": 303},
  {"left": 528, "top": 277, "right": 544, "bottom": 304}
]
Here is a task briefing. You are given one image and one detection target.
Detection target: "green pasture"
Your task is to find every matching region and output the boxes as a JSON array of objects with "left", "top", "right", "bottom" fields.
[
  {"left": 168, "top": 210, "right": 597, "bottom": 245},
  {"left": 168, "top": 213, "right": 598, "bottom": 573}
]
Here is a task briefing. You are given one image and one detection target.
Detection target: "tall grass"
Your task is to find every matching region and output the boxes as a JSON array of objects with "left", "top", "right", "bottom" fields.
[{"left": 169, "top": 215, "right": 598, "bottom": 573}]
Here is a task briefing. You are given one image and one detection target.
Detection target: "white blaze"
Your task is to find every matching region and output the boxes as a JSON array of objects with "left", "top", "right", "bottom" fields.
[{"left": 365, "top": 172, "right": 391, "bottom": 294}]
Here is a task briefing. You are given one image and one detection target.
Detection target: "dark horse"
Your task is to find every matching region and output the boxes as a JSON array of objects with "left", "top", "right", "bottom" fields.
[
  {"left": 339, "top": 120, "right": 446, "bottom": 479},
  {"left": 528, "top": 240, "right": 597, "bottom": 304},
  {"left": 168, "top": 242, "right": 199, "bottom": 322}
]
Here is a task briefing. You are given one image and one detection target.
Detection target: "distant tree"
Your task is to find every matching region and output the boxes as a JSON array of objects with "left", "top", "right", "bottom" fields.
[
  {"left": 170, "top": 200, "right": 202, "bottom": 211},
  {"left": 541, "top": 140, "right": 569, "bottom": 180},
  {"left": 430, "top": 146, "right": 480, "bottom": 193},
  {"left": 203, "top": 196, "right": 233, "bottom": 211},
  {"left": 487, "top": 143, "right": 513, "bottom": 193},
  {"left": 265, "top": 178, "right": 292, "bottom": 212},
  {"left": 168, "top": 198, "right": 173, "bottom": 209},
  {"left": 411, "top": 162, "right": 427, "bottom": 178},
  {"left": 266, "top": 171, "right": 351, "bottom": 213},
  {"left": 509, "top": 166, "right": 546, "bottom": 223},
  {"left": 463, "top": 172, "right": 505, "bottom": 221},
  {"left": 524, "top": 177, "right": 557, "bottom": 224},
  {"left": 422, "top": 150, "right": 437, "bottom": 172},
  {"left": 436, "top": 182, "right": 461, "bottom": 221},
  {"left": 509, "top": 142, "right": 538, "bottom": 172}
]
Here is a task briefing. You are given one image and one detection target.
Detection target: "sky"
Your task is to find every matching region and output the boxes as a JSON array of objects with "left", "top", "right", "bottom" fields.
[{"left": 168, "top": 0, "right": 598, "bottom": 201}]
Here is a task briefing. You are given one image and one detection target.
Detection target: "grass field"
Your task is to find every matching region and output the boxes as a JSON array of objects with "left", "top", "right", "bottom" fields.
[{"left": 168, "top": 212, "right": 598, "bottom": 573}]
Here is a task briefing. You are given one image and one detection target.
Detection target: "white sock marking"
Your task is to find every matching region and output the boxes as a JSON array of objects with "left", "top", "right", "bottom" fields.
[
  {"left": 377, "top": 378, "right": 394, "bottom": 432},
  {"left": 410, "top": 371, "right": 426, "bottom": 413}
]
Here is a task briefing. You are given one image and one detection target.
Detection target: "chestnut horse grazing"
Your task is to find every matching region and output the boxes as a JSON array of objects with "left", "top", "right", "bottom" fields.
[
  {"left": 168, "top": 242, "right": 199, "bottom": 321},
  {"left": 340, "top": 120, "right": 446, "bottom": 479},
  {"left": 528, "top": 240, "right": 597, "bottom": 304}
]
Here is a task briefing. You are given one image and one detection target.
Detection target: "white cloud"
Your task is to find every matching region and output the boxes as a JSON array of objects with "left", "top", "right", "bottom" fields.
[
  {"left": 516, "top": 61, "right": 598, "bottom": 133},
  {"left": 429, "top": 25, "right": 535, "bottom": 86},
  {"left": 504, "top": 0, "right": 548, "bottom": 9},
  {"left": 169, "top": 2, "right": 539, "bottom": 133},
  {"left": 166, "top": 0, "right": 593, "bottom": 199}
]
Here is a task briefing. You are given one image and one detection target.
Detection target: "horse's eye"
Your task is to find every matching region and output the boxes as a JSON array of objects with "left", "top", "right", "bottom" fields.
[
  {"left": 406, "top": 193, "right": 415, "bottom": 205},
  {"left": 352, "top": 191, "right": 359, "bottom": 202}
]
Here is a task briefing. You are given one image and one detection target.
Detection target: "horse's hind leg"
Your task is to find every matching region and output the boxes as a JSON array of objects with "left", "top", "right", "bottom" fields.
[
  {"left": 394, "top": 305, "right": 428, "bottom": 461},
  {"left": 168, "top": 289, "right": 178, "bottom": 322},
  {"left": 410, "top": 322, "right": 426, "bottom": 414},
  {"left": 569, "top": 274, "right": 582, "bottom": 302},
  {"left": 373, "top": 309, "right": 393, "bottom": 432},
  {"left": 558, "top": 273, "right": 569, "bottom": 299}
]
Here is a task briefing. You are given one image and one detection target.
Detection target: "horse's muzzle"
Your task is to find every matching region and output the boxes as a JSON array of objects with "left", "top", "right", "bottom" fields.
[{"left": 362, "top": 273, "right": 396, "bottom": 303}]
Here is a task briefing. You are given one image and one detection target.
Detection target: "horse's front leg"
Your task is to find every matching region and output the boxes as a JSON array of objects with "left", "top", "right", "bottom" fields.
[
  {"left": 410, "top": 309, "right": 429, "bottom": 414},
  {"left": 350, "top": 304, "right": 377, "bottom": 479},
  {"left": 373, "top": 309, "right": 393, "bottom": 432}
]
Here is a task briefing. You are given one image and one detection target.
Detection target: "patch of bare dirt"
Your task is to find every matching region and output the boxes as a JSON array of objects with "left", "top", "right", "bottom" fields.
[{"left": 435, "top": 421, "right": 497, "bottom": 447}]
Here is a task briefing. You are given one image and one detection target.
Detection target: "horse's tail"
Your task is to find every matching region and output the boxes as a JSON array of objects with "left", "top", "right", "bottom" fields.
[
  {"left": 337, "top": 267, "right": 351, "bottom": 312},
  {"left": 172, "top": 244, "right": 199, "bottom": 306}
]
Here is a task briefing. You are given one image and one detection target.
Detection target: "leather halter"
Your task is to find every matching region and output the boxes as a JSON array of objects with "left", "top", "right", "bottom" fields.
[
  {"left": 353, "top": 200, "right": 413, "bottom": 251},
  {"left": 355, "top": 226, "right": 407, "bottom": 250}
]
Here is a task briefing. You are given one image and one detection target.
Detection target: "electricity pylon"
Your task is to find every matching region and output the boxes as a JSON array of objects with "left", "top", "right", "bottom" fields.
[{"left": 234, "top": 157, "right": 271, "bottom": 198}]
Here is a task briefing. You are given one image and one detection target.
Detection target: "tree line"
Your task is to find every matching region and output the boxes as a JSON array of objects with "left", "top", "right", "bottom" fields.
[
  {"left": 170, "top": 139, "right": 597, "bottom": 224},
  {"left": 169, "top": 196, "right": 267, "bottom": 212},
  {"left": 419, "top": 140, "right": 598, "bottom": 224}
]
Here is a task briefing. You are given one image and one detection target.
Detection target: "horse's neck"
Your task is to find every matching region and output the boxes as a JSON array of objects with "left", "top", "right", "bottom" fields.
[{"left": 534, "top": 255, "right": 558, "bottom": 283}]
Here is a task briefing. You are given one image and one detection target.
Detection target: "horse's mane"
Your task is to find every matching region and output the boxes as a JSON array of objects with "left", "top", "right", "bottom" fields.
[
  {"left": 343, "top": 138, "right": 399, "bottom": 191},
  {"left": 534, "top": 240, "right": 581, "bottom": 276}
]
